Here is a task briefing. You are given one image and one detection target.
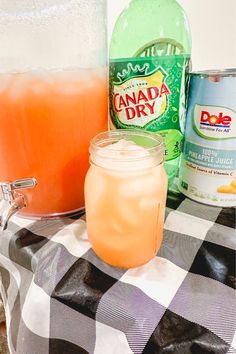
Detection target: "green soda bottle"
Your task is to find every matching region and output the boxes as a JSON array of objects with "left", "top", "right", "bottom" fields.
[{"left": 109, "top": 0, "right": 191, "bottom": 186}]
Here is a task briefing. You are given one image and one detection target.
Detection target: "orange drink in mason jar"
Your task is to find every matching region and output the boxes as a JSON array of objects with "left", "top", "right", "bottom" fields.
[{"left": 85, "top": 130, "right": 168, "bottom": 268}]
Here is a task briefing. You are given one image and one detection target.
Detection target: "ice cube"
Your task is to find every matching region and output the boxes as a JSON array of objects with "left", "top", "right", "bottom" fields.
[
  {"left": 9, "top": 75, "right": 31, "bottom": 101},
  {"left": 56, "top": 83, "right": 82, "bottom": 96},
  {"left": 117, "top": 201, "right": 140, "bottom": 226},
  {"left": 31, "top": 70, "right": 54, "bottom": 85},
  {"left": 110, "top": 220, "right": 124, "bottom": 234},
  {"left": 119, "top": 174, "right": 157, "bottom": 198},
  {"left": 0, "top": 74, "right": 12, "bottom": 94},
  {"left": 139, "top": 198, "right": 159, "bottom": 211},
  {"left": 54, "top": 69, "right": 93, "bottom": 96},
  {"left": 31, "top": 81, "right": 47, "bottom": 95},
  {"left": 85, "top": 168, "right": 105, "bottom": 211}
]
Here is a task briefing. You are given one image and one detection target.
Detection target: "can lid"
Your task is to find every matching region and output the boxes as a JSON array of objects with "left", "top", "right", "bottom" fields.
[{"left": 190, "top": 68, "right": 236, "bottom": 78}]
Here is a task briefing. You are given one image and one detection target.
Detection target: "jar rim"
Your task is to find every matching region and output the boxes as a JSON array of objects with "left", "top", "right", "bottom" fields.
[
  {"left": 90, "top": 129, "right": 164, "bottom": 154},
  {"left": 89, "top": 129, "right": 165, "bottom": 170}
]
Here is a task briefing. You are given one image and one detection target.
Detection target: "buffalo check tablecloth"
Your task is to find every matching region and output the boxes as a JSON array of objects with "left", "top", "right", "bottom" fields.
[{"left": 0, "top": 187, "right": 235, "bottom": 354}]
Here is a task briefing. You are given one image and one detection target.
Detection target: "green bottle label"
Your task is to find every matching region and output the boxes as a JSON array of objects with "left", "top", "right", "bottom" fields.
[{"left": 109, "top": 55, "right": 190, "bottom": 161}]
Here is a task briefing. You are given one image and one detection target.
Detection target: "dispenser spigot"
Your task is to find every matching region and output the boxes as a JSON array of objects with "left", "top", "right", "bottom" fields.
[{"left": 0, "top": 178, "right": 37, "bottom": 230}]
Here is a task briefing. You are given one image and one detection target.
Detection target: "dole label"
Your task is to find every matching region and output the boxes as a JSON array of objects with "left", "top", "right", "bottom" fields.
[
  {"left": 194, "top": 104, "right": 236, "bottom": 140},
  {"left": 200, "top": 111, "right": 231, "bottom": 127}
]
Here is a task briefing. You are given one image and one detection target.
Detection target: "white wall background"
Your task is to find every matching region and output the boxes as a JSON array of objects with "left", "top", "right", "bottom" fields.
[{"left": 108, "top": 0, "right": 236, "bottom": 70}]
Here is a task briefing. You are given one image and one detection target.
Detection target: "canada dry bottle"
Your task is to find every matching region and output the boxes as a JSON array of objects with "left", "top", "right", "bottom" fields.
[{"left": 109, "top": 0, "right": 191, "bottom": 186}]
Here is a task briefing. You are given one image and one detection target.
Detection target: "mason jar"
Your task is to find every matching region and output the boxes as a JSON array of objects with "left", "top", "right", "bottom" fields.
[{"left": 85, "top": 130, "right": 168, "bottom": 268}]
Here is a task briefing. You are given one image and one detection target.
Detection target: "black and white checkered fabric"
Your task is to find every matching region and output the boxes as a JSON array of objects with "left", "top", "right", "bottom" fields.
[{"left": 0, "top": 188, "right": 235, "bottom": 354}]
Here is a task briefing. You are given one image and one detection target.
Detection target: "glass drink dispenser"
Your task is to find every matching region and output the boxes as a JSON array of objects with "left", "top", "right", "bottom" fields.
[{"left": 0, "top": 0, "right": 108, "bottom": 229}]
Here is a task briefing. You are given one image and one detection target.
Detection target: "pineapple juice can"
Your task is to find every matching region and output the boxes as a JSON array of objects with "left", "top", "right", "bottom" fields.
[{"left": 178, "top": 69, "right": 236, "bottom": 207}]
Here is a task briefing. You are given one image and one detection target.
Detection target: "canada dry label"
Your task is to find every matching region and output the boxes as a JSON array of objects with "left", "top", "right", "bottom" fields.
[{"left": 109, "top": 55, "right": 190, "bottom": 161}]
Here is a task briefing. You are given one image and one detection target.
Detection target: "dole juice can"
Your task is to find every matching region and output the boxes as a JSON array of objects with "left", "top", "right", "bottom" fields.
[{"left": 178, "top": 69, "right": 236, "bottom": 207}]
